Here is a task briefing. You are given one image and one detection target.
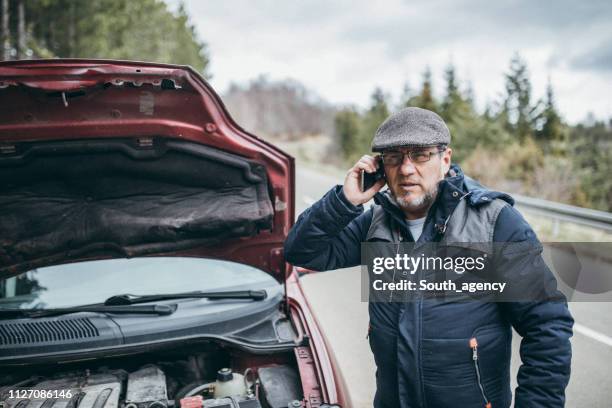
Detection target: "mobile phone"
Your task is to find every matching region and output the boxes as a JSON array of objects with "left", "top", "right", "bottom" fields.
[{"left": 361, "top": 157, "right": 385, "bottom": 192}]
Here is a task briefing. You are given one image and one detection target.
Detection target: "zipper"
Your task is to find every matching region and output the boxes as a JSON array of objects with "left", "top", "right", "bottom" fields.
[
  {"left": 470, "top": 337, "right": 492, "bottom": 408},
  {"left": 388, "top": 226, "right": 402, "bottom": 302},
  {"left": 417, "top": 287, "right": 425, "bottom": 407},
  {"left": 415, "top": 232, "right": 425, "bottom": 408}
]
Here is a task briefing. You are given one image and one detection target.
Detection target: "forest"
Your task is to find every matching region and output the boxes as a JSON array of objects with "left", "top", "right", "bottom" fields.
[
  {"left": 0, "top": 0, "right": 209, "bottom": 75},
  {"left": 334, "top": 55, "right": 611, "bottom": 212}
]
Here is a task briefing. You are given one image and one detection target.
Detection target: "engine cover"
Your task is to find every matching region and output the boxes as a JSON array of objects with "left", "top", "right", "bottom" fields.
[
  {"left": 6, "top": 373, "right": 121, "bottom": 408},
  {"left": 125, "top": 366, "right": 168, "bottom": 408},
  {"left": 202, "top": 397, "right": 261, "bottom": 408}
]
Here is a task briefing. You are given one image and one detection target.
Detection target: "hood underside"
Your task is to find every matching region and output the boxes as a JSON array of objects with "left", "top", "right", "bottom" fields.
[
  {"left": 0, "top": 59, "right": 294, "bottom": 281},
  {"left": 1, "top": 138, "right": 273, "bottom": 275}
]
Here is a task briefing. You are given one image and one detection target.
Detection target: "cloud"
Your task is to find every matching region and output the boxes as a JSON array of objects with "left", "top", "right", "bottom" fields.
[
  {"left": 466, "top": 0, "right": 611, "bottom": 28},
  {"left": 170, "top": 0, "right": 612, "bottom": 123},
  {"left": 341, "top": 0, "right": 612, "bottom": 60},
  {"left": 570, "top": 41, "right": 612, "bottom": 72}
]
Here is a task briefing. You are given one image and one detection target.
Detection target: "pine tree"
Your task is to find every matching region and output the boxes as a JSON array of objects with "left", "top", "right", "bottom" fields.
[
  {"left": 400, "top": 82, "right": 412, "bottom": 109},
  {"left": 503, "top": 53, "right": 538, "bottom": 141},
  {"left": 438, "top": 64, "right": 512, "bottom": 160},
  {"left": 536, "top": 78, "right": 565, "bottom": 145},
  {"left": 405, "top": 67, "right": 438, "bottom": 113},
  {"left": 1, "top": 0, "right": 9, "bottom": 60},
  {"left": 465, "top": 81, "right": 475, "bottom": 109},
  {"left": 444, "top": 64, "right": 459, "bottom": 98},
  {"left": 16, "top": 0, "right": 25, "bottom": 59},
  {"left": 15, "top": 0, "right": 210, "bottom": 76},
  {"left": 569, "top": 122, "right": 612, "bottom": 211},
  {"left": 441, "top": 64, "right": 463, "bottom": 121},
  {"left": 367, "top": 87, "right": 390, "bottom": 121},
  {"left": 335, "top": 108, "right": 361, "bottom": 163},
  {"left": 333, "top": 87, "right": 392, "bottom": 164},
  {"left": 356, "top": 87, "right": 390, "bottom": 161}
]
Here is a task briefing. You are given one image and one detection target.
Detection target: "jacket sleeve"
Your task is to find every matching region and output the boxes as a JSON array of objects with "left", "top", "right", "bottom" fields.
[
  {"left": 283, "top": 185, "right": 373, "bottom": 271},
  {"left": 493, "top": 205, "right": 574, "bottom": 408}
]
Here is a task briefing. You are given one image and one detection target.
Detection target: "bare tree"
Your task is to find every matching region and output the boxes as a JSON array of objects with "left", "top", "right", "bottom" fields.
[
  {"left": 223, "top": 77, "right": 335, "bottom": 140},
  {"left": 1, "top": 0, "right": 10, "bottom": 61}
]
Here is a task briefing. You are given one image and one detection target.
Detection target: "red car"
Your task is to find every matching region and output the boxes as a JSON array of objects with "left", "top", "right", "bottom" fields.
[{"left": 0, "top": 59, "right": 350, "bottom": 408}]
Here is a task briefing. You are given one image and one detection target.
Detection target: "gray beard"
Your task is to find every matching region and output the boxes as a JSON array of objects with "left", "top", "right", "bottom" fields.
[{"left": 393, "top": 184, "right": 438, "bottom": 213}]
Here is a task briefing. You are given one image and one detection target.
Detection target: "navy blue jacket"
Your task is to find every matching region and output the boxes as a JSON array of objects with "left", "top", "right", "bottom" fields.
[{"left": 285, "top": 165, "right": 573, "bottom": 408}]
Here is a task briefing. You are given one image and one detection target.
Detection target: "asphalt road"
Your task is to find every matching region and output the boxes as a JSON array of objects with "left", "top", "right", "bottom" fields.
[{"left": 294, "top": 165, "right": 612, "bottom": 408}]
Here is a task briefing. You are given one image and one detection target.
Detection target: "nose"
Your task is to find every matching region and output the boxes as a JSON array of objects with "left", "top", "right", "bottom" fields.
[{"left": 399, "top": 155, "right": 418, "bottom": 176}]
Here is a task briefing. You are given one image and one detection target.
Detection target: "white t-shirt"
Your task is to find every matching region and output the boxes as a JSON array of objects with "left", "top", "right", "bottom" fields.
[{"left": 406, "top": 216, "right": 426, "bottom": 242}]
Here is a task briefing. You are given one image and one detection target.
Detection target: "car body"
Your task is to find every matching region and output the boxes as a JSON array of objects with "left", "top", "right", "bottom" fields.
[{"left": 0, "top": 59, "right": 350, "bottom": 408}]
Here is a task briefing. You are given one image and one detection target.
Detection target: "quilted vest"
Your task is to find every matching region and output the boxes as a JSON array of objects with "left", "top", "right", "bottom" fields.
[{"left": 366, "top": 196, "right": 509, "bottom": 247}]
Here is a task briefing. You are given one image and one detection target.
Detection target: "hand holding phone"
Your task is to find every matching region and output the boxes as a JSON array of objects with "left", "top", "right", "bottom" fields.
[
  {"left": 361, "top": 158, "right": 386, "bottom": 192},
  {"left": 342, "top": 155, "right": 386, "bottom": 206}
]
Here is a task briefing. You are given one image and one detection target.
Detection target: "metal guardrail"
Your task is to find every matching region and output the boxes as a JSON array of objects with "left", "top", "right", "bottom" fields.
[
  {"left": 513, "top": 194, "right": 612, "bottom": 233},
  {"left": 300, "top": 164, "right": 612, "bottom": 233}
]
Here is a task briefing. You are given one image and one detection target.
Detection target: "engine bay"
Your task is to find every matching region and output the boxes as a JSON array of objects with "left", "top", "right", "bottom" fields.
[{"left": 0, "top": 344, "right": 303, "bottom": 408}]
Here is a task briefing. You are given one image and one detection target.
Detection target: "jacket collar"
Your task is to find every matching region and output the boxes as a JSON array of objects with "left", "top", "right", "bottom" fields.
[{"left": 372, "top": 164, "right": 514, "bottom": 242}]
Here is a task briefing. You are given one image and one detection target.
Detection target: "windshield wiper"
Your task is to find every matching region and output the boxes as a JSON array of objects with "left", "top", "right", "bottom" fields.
[
  {"left": 104, "top": 290, "right": 267, "bottom": 306},
  {"left": 0, "top": 304, "right": 177, "bottom": 318}
]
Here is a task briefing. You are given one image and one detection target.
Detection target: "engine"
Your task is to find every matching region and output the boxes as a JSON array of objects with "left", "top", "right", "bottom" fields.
[{"left": 0, "top": 349, "right": 303, "bottom": 408}]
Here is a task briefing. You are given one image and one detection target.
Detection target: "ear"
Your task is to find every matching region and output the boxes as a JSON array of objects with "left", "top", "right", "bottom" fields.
[{"left": 441, "top": 148, "right": 452, "bottom": 175}]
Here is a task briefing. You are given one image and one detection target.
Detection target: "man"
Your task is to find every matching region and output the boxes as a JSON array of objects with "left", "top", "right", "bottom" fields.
[{"left": 284, "top": 107, "right": 573, "bottom": 407}]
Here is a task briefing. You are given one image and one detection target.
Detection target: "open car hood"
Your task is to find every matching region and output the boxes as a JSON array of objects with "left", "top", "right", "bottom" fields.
[{"left": 0, "top": 59, "right": 294, "bottom": 282}]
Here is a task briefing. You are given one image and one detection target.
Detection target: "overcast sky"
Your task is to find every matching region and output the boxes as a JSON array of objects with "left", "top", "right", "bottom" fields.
[{"left": 169, "top": 0, "right": 612, "bottom": 124}]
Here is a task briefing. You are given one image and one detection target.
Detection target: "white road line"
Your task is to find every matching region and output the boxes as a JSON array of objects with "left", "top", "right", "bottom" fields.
[
  {"left": 574, "top": 323, "right": 612, "bottom": 347},
  {"left": 303, "top": 195, "right": 316, "bottom": 206}
]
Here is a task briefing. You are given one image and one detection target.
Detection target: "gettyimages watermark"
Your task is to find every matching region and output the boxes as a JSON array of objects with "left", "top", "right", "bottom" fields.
[{"left": 360, "top": 242, "right": 612, "bottom": 303}]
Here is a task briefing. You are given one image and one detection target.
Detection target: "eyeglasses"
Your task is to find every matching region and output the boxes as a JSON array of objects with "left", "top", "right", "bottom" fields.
[{"left": 382, "top": 146, "right": 447, "bottom": 167}]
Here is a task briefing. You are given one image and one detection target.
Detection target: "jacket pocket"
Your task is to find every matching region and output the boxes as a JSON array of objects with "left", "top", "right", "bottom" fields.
[
  {"left": 421, "top": 325, "right": 511, "bottom": 407},
  {"left": 422, "top": 337, "right": 477, "bottom": 387},
  {"left": 367, "top": 322, "right": 398, "bottom": 369},
  {"left": 470, "top": 324, "right": 512, "bottom": 386},
  {"left": 469, "top": 325, "right": 512, "bottom": 406},
  {"left": 367, "top": 323, "right": 401, "bottom": 406},
  {"left": 470, "top": 336, "right": 492, "bottom": 407}
]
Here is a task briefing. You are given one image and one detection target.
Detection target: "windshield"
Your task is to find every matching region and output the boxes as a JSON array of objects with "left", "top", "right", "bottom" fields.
[{"left": 0, "top": 257, "right": 279, "bottom": 310}]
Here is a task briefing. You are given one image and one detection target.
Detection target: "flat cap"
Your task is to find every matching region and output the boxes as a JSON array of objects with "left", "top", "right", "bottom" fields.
[{"left": 371, "top": 107, "right": 451, "bottom": 152}]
